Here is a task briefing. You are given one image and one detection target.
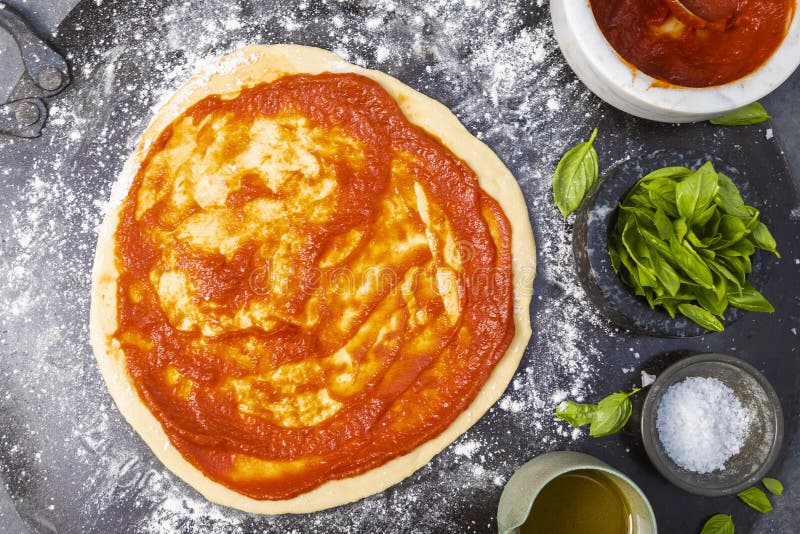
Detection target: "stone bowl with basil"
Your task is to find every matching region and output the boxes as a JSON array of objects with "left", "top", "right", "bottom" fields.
[{"left": 573, "top": 150, "right": 778, "bottom": 337}]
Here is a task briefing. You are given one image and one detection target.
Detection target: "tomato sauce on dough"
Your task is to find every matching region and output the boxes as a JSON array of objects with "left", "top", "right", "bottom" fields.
[
  {"left": 590, "top": 0, "right": 795, "bottom": 87},
  {"left": 112, "top": 73, "right": 514, "bottom": 500}
]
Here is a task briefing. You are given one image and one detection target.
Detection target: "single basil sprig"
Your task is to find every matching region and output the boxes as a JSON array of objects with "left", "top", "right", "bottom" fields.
[
  {"left": 710, "top": 102, "right": 771, "bottom": 126},
  {"left": 607, "top": 161, "right": 778, "bottom": 331},
  {"left": 552, "top": 128, "right": 599, "bottom": 217},
  {"left": 737, "top": 487, "right": 773, "bottom": 513},
  {"left": 700, "top": 514, "right": 734, "bottom": 534},
  {"left": 762, "top": 477, "right": 784, "bottom": 496},
  {"left": 555, "top": 388, "right": 640, "bottom": 437}
]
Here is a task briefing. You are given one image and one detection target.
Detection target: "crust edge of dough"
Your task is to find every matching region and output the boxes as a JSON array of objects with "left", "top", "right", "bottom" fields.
[{"left": 89, "top": 44, "right": 536, "bottom": 514}]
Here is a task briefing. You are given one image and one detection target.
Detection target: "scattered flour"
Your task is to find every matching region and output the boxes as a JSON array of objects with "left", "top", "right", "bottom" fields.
[{"left": 0, "top": 0, "right": 617, "bottom": 532}]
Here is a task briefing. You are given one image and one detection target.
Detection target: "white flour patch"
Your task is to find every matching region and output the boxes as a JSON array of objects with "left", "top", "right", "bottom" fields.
[{"left": 0, "top": 0, "right": 613, "bottom": 532}]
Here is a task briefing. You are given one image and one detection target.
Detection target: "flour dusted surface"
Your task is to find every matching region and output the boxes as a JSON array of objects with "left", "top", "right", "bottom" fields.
[{"left": 0, "top": 1, "right": 647, "bottom": 532}]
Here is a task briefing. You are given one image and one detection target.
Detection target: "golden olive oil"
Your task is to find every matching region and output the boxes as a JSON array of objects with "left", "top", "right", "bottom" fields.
[{"left": 520, "top": 469, "right": 632, "bottom": 534}]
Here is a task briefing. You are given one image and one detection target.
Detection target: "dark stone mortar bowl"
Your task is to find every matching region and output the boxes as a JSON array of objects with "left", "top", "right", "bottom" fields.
[{"left": 572, "top": 149, "right": 773, "bottom": 338}]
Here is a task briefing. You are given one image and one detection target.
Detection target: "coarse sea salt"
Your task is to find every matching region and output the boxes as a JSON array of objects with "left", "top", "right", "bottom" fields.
[{"left": 656, "top": 376, "right": 751, "bottom": 474}]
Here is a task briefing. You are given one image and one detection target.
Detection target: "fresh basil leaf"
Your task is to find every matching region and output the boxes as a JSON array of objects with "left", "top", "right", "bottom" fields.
[
  {"left": 700, "top": 514, "right": 734, "bottom": 534},
  {"left": 716, "top": 172, "right": 750, "bottom": 217},
  {"left": 639, "top": 166, "right": 692, "bottom": 183},
  {"left": 644, "top": 179, "right": 680, "bottom": 218},
  {"left": 555, "top": 400, "right": 597, "bottom": 427},
  {"left": 653, "top": 208, "right": 674, "bottom": 240},
  {"left": 673, "top": 218, "right": 688, "bottom": 242},
  {"left": 737, "top": 487, "right": 773, "bottom": 513},
  {"left": 697, "top": 247, "right": 716, "bottom": 260},
  {"left": 650, "top": 249, "right": 681, "bottom": 296},
  {"left": 710, "top": 102, "right": 772, "bottom": 126},
  {"left": 697, "top": 286, "right": 727, "bottom": 317},
  {"left": 622, "top": 220, "right": 657, "bottom": 280},
  {"left": 718, "top": 214, "right": 748, "bottom": 247},
  {"left": 762, "top": 477, "right": 784, "bottom": 496},
  {"left": 709, "top": 260, "right": 742, "bottom": 290},
  {"left": 676, "top": 162, "right": 718, "bottom": 222},
  {"left": 751, "top": 222, "right": 780, "bottom": 258},
  {"left": 720, "top": 237, "right": 756, "bottom": 258},
  {"left": 590, "top": 389, "right": 641, "bottom": 437},
  {"left": 729, "top": 283, "right": 775, "bottom": 313},
  {"left": 738, "top": 205, "right": 760, "bottom": 233},
  {"left": 678, "top": 303, "right": 724, "bottom": 332},
  {"left": 670, "top": 237, "right": 714, "bottom": 288},
  {"left": 553, "top": 128, "right": 599, "bottom": 217}
]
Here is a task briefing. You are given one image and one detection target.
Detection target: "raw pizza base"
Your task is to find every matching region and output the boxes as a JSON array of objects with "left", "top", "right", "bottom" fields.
[{"left": 90, "top": 44, "right": 536, "bottom": 514}]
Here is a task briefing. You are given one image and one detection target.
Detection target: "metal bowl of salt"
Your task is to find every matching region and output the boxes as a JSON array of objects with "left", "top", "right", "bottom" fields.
[{"left": 640, "top": 353, "right": 784, "bottom": 496}]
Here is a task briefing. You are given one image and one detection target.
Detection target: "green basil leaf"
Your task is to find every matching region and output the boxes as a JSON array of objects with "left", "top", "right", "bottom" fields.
[
  {"left": 728, "top": 283, "right": 775, "bottom": 313},
  {"left": 737, "top": 487, "right": 773, "bottom": 513},
  {"left": 718, "top": 214, "right": 748, "bottom": 247},
  {"left": 720, "top": 238, "right": 756, "bottom": 258},
  {"left": 555, "top": 400, "right": 597, "bottom": 427},
  {"left": 710, "top": 102, "right": 772, "bottom": 126},
  {"left": 700, "top": 514, "right": 735, "bottom": 534},
  {"left": 653, "top": 208, "right": 674, "bottom": 240},
  {"left": 670, "top": 237, "right": 714, "bottom": 288},
  {"left": 697, "top": 247, "right": 716, "bottom": 260},
  {"left": 673, "top": 218, "right": 688, "bottom": 242},
  {"left": 678, "top": 303, "right": 724, "bottom": 332},
  {"left": 709, "top": 260, "right": 742, "bottom": 290},
  {"left": 590, "top": 389, "right": 641, "bottom": 437},
  {"left": 751, "top": 222, "right": 780, "bottom": 257},
  {"left": 676, "top": 162, "right": 718, "bottom": 221},
  {"left": 553, "top": 128, "right": 599, "bottom": 217},
  {"left": 644, "top": 179, "right": 680, "bottom": 218},
  {"left": 639, "top": 166, "right": 692, "bottom": 183},
  {"left": 762, "top": 477, "right": 784, "bottom": 496},
  {"left": 697, "top": 285, "right": 727, "bottom": 317},
  {"left": 650, "top": 249, "right": 681, "bottom": 296},
  {"left": 716, "top": 172, "right": 750, "bottom": 217},
  {"left": 714, "top": 257, "right": 744, "bottom": 286},
  {"left": 737, "top": 205, "right": 760, "bottom": 233}
]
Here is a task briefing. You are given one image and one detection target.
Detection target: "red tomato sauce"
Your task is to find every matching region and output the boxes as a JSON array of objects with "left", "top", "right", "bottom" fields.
[
  {"left": 590, "top": 0, "right": 795, "bottom": 87},
  {"left": 113, "top": 73, "right": 515, "bottom": 500}
]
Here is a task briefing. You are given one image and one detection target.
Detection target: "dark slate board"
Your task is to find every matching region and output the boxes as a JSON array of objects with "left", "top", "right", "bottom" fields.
[{"left": 0, "top": 1, "right": 798, "bottom": 532}]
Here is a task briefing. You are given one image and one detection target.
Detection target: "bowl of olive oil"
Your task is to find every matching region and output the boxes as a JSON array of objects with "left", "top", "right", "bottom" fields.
[{"left": 497, "top": 451, "right": 656, "bottom": 534}]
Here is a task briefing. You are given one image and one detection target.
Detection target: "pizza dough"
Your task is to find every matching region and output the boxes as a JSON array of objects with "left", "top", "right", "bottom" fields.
[{"left": 90, "top": 44, "right": 536, "bottom": 513}]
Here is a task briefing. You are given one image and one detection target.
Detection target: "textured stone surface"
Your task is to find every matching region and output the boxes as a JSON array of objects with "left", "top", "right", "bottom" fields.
[{"left": 0, "top": 1, "right": 798, "bottom": 533}]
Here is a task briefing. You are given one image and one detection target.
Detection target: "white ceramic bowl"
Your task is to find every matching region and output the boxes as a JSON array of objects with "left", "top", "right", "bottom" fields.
[{"left": 551, "top": 0, "right": 800, "bottom": 123}]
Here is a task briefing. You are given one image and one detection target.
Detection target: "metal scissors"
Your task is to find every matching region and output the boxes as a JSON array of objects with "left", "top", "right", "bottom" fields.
[{"left": 0, "top": 1, "right": 70, "bottom": 138}]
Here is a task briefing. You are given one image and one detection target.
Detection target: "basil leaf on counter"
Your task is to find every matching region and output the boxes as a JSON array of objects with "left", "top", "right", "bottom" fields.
[
  {"left": 590, "top": 389, "right": 640, "bottom": 437},
  {"left": 554, "top": 389, "right": 640, "bottom": 438},
  {"left": 762, "top": 477, "right": 784, "bottom": 496},
  {"left": 678, "top": 303, "right": 724, "bottom": 332},
  {"left": 552, "top": 128, "right": 599, "bottom": 217},
  {"left": 728, "top": 283, "right": 775, "bottom": 313},
  {"left": 710, "top": 102, "right": 772, "bottom": 126},
  {"left": 700, "top": 514, "right": 735, "bottom": 534},
  {"left": 555, "top": 401, "right": 597, "bottom": 427},
  {"left": 737, "top": 487, "right": 773, "bottom": 513}
]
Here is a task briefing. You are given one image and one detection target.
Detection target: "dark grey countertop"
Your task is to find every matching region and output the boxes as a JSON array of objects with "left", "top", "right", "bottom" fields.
[{"left": 0, "top": 1, "right": 798, "bottom": 532}]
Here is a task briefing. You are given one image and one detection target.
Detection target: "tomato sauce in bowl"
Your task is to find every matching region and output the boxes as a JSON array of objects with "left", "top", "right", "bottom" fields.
[{"left": 590, "top": 0, "right": 796, "bottom": 87}]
